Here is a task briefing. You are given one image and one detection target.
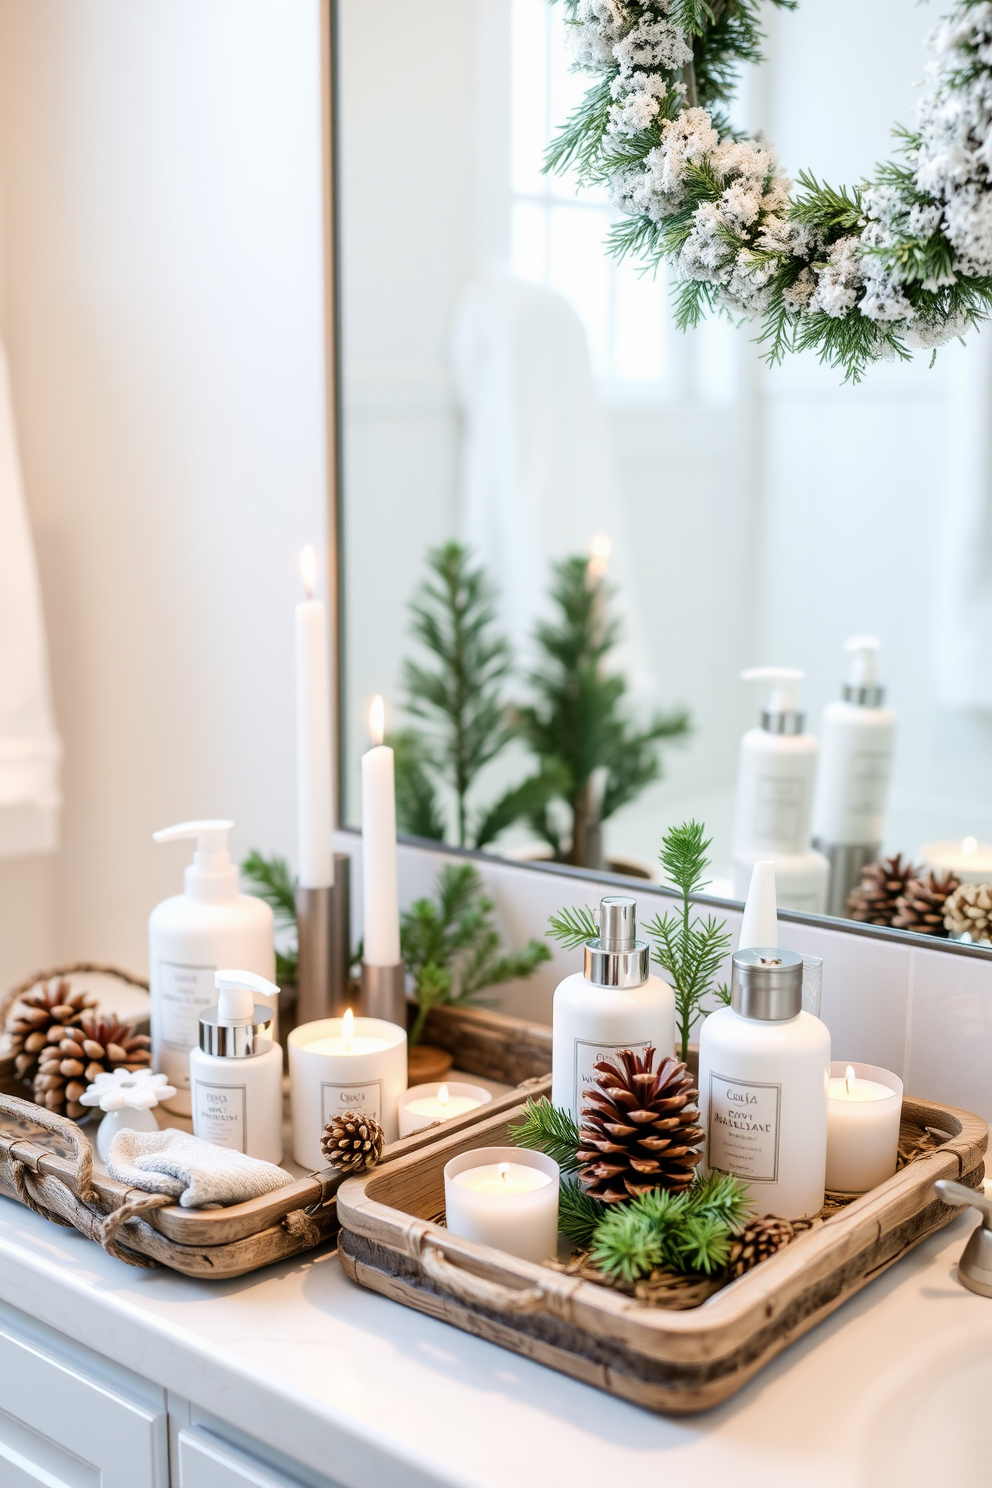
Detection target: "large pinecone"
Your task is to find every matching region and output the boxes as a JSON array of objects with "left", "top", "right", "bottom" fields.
[
  {"left": 578, "top": 1048, "right": 703, "bottom": 1203},
  {"left": 7, "top": 980, "right": 98, "bottom": 1084},
  {"left": 320, "top": 1112, "right": 385, "bottom": 1174},
  {"left": 944, "top": 881, "right": 992, "bottom": 943},
  {"left": 892, "top": 870, "right": 960, "bottom": 936},
  {"left": 33, "top": 1014, "right": 152, "bottom": 1119},
  {"left": 726, "top": 1215, "right": 809, "bottom": 1278},
  {"left": 846, "top": 854, "right": 919, "bottom": 926}
]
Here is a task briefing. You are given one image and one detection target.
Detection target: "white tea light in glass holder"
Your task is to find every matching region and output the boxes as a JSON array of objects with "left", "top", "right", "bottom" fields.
[
  {"left": 443, "top": 1146, "right": 559, "bottom": 1262},
  {"left": 825, "top": 1061, "right": 903, "bottom": 1194},
  {"left": 398, "top": 1081, "right": 492, "bottom": 1138},
  {"left": 78, "top": 1069, "right": 176, "bottom": 1162},
  {"left": 288, "top": 1010, "right": 407, "bottom": 1167}
]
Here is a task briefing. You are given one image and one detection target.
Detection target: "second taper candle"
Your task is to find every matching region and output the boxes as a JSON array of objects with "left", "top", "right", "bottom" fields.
[{"left": 362, "top": 696, "right": 400, "bottom": 966}]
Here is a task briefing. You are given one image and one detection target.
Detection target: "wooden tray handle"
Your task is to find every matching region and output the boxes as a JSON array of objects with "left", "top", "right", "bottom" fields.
[
  {"left": 0, "top": 1090, "right": 96, "bottom": 1201},
  {"left": 418, "top": 1240, "right": 549, "bottom": 1315}
]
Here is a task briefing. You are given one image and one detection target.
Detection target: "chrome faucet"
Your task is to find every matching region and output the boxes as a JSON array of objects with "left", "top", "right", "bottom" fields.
[{"left": 935, "top": 1179, "right": 992, "bottom": 1297}]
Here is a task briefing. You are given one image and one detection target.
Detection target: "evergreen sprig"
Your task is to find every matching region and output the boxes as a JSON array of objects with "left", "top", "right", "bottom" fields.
[
  {"left": 509, "top": 1097, "right": 582, "bottom": 1174},
  {"left": 240, "top": 851, "right": 299, "bottom": 984},
  {"left": 547, "top": 904, "right": 600, "bottom": 951},
  {"left": 644, "top": 821, "right": 732, "bottom": 1061},
  {"left": 559, "top": 1179, "right": 606, "bottom": 1246},
  {"left": 589, "top": 1170, "right": 753, "bottom": 1283}
]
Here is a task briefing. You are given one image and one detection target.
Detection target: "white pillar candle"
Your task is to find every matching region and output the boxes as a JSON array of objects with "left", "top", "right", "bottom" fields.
[
  {"left": 825, "top": 1061, "right": 903, "bottom": 1194},
  {"left": 398, "top": 1081, "right": 492, "bottom": 1138},
  {"left": 295, "top": 545, "right": 334, "bottom": 889},
  {"left": 288, "top": 1010, "right": 407, "bottom": 1165},
  {"left": 444, "top": 1147, "right": 559, "bottom": 1262},
  {"left": 919, "top": 836, "right": 992, "bottom": 883},
  {"left": 361, "top": 696, "right": 400, "bottom": 966}
]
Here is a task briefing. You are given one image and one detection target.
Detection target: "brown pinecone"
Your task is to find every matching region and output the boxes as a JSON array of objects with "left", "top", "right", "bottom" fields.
[
  {"left": 320, "top": 1112, "right": 385, "bottom": 1174},
  {"left": 892, "top": 870, "right": 960, "bottom": 936},
  {"left": 7, "top": 979, "right": 98, "bottom": 1084},
  {"left": 846, "top": 853, "right": 919, "bottom": 926},
  {"left": 943, "top": 881, "right": 992, "bottom": 943},
  {"left": 577, "top": 1047, "right": 704, "bottom": 1203},
  {"left": 726, "top": 1215, "right": 804, "bottom": 1278},
  {"left": 33, "top": 1013, "right": 152, "bottom": 1119}
]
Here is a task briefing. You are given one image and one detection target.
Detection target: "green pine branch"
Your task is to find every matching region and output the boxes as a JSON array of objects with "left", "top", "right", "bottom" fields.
[
  {"left": 559, "top": 1178, "right": 606, "bottom": 1246},
  {"left": 509, "top": 1096, "right": 582, "bottom": 1174},
  {"left": 390, "top": 730, "right": 447, "bottom": 842},
  {"left": 240, "top": 851, "right": 299, "bottom": 984},
  {"left": 547, "top": 904, "right": 600, "bottom": 951},
  {"left": 588, "top": 1170, "right": 753, "bottom": 1283}
]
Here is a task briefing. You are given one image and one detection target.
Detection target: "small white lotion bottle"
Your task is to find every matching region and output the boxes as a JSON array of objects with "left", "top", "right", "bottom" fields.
[
  {"left": 732, "top": 668, "right": 829, "bottom": 914},
  {"left": 189, "top": 970, "right": 283, "bottom": 1165},
  {"left": 698, "top": 948, "right": 830, "bottom": 1220},
  {"left": 552, "top": 897, "right": 676, "bottom": 1123},
  {"left": 149, "top": 820, "right": 276, "bottom": 1114},
  {"left": 812, "top": 636, "right": 897, "bottom": 917}
]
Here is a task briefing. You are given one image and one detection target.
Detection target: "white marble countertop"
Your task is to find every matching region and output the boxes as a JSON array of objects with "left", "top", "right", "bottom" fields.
[{"left": 0, "top": 1188, "right": 990, "bottom": 1488}]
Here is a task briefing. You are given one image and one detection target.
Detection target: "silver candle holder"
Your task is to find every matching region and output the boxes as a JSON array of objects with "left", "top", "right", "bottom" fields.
[
  {"left": 295, "top": 852, "right": 352, "bottom": 1024},
  {"left": 361, "top": 959, "right": 407, "bottom": 1027}
]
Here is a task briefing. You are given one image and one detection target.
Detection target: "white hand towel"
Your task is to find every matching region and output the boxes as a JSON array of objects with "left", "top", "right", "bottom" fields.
[{"left": 106, "top": 1128, "right": 293, "bottom": 1209}]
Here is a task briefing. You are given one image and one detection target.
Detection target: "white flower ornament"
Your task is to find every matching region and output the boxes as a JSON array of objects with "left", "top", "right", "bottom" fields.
[{"left": 79, "top": 1068, "right": 176, "bottom": 1113}]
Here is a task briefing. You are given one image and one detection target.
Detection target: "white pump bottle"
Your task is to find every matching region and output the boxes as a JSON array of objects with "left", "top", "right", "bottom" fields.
[
  {"left": 732, "top": 669, "right": 829, "bottom": 915},
  {"left": 812, "top": 637, "right": 897, "bottom": 917},
  {"left": 189, "top": 970, "right": 283, "bottom": 1165},
  {"left": 149, "top": 821, "right": 275, "bottom": 1115}
]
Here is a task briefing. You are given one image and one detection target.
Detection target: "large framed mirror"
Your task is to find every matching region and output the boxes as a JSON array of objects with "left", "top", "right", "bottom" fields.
[{"left": 337, "top": 0, "right": 992, "bottom": 950}]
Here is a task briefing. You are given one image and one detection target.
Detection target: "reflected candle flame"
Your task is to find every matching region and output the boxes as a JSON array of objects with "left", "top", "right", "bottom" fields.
[
  {"left": 299, "top": 544, "right": 317, "bottom": 599},
  {"left": 962, "top": 836, "right": 979, "bottom": 856},
  {"left": 369, "top": 695, "right": 385, "bottom": 746}
]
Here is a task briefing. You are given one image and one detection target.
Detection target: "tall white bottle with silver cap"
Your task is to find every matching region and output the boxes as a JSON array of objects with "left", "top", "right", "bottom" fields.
[
  {"left": 732, "top": 668, "right": 829, "bottom": 914},
  {"left": 149, "top": 820, "right": 275, "bottom": 1115},
  {"left": 812, "top": 636, "right": 897, "bottom": 917},
  {"left": 698, "top": 949, "right": 830, "bottom": 1220},
  {"left": 189, "top": 971, "right": 283, "bottom": 1165},
  {"left": 551, "top": 896, "right": 676, "bottom": 1123}
]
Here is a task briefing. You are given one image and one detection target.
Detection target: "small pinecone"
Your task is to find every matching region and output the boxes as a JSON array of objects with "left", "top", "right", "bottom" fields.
[
  {"left": 846, "top": 853, "right": 919, "bottom": 926},
  {"left": 320, "top": 1112, "right": 385, "bottom": 1174},
  {"left": 726, "top": 1215, "right": 798, "bottom": 1278},
  {"left": 943, "top": 881, "right": 992, "bottom": 943},
  {"left": 33, "top": 1013, "right": 152, "bottom": 1120},
  {"left": 7, "top": 979, "right": 98, "bottom": 1085},
  {"left": 892, "top": 870, "right": 961, "bottom": 936},
  {"left": 578, "top": 1047, "right": 704, "bottom": 1203}
]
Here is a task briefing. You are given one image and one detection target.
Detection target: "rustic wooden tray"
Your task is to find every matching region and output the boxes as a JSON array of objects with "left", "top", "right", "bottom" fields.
[{"left": 336, "top": 1090, "right": 989, "bottom": 1414}]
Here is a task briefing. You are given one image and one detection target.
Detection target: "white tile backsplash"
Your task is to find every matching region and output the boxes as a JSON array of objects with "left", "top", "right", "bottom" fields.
[{"left": 906, "top": 945, "right": 992, "bottom": 1122}]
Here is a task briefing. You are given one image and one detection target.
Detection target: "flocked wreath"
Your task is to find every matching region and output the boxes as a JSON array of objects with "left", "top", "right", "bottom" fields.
[{"left": 548, "top": 0, "right": 992, "bottom": 380}]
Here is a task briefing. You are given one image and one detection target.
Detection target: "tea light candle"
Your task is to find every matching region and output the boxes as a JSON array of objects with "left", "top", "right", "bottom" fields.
[
  {"left": 825, "top": 1061, "right": 903, "bottom": 1194},
  {"left": 288, "top": 1009, "right": 407, "bottom": 1166},
  {"left": 398, "top": 1081, "right": 492, "bottom": 1138},
  {"left": 444, "top": 1146, "right": 559, "bottom": 1262},
  {"left": 919, "top": 836, "right": 992, "bottom": 883}
]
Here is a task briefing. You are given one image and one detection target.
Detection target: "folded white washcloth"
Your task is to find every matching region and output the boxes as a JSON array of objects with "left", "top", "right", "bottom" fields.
[{"left": 106, "top": 1128, "right": 293, "bottom": 1209}]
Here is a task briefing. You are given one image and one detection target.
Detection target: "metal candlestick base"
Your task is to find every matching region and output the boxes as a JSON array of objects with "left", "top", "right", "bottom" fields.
[
  {"left": 361, "top": 960, "right": 407, "bottom": 1027},
  {"left": 295, "top": 854, "right": 352, "bottom": 1024}
]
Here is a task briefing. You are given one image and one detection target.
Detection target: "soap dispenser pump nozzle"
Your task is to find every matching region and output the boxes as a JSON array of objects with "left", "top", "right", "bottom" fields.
[
  {"left": 584, "top": 896, "right": 649, "bottom": 988},
  {"left": 841, "top": 635, "right": 886, "bottom": 706},
  {"left": 198, "top": 970, "right": 280, "bottom": 1058},
  {"left": 741, "top": 667, "right": 806, "bottom": 736}
]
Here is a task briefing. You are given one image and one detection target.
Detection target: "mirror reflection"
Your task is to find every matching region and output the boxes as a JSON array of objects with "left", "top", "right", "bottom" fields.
[{"left": 340, "top": 0, "right": 992, "bottom": 942}]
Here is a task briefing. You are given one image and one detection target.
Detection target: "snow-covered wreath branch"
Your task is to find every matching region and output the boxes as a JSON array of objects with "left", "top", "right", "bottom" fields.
[{"left": 550, "top": 0, "right": 992, "bottom": 380}]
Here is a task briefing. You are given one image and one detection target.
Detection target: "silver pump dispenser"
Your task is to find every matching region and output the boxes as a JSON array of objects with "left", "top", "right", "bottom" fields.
[
  {"left": 731, "top": 948, "right": 803, "bottom": 1022},
  {"left": 198, "top": 969, "right": 279, "bottom": 1058},
  {"left": 742, "top": 667, "right": 806, "bottom": 736},
  {"left": 584, "top": 896, "right": 650, "bottom": 988},
  {"left": 840, "top": 635, "right": 886, "bottom": 707}
]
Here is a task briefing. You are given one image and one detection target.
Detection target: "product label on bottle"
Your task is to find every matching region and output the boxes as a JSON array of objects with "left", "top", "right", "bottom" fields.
[
  {"left": 707, "top": 1071, "right": 781, "bottom": 1182},
  {"left": 193, "top": 1079, "right": 247, "bottom": 1153},
  {"left": 753, "top": 777, "right": 804, "bottom": 846},
  {"left": 321, "top": 1079, "right": 382, "bottom": 1127},
  {"left": 573, "top": 1038, "right": 655, "bottom": 1123},
  {"left": 157, "top": 961, "right": 216, "bottom": 1089},
  {"left": 847, "top": 750, "right": 892, "bottom": 815}
]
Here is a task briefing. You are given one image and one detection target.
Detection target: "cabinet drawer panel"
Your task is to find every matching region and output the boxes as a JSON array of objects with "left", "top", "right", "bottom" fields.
[
  {"left": 178, "top": 1427, "right": 310, "bottom": 1487},
  {"left": 0, "top": 1405, "right": 100, "bottom": 1488}
]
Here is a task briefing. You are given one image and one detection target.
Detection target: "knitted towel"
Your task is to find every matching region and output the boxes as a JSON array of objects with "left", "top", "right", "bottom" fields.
[{"left": 106, "top": 1128, "right": 293, "bottom": 1209}]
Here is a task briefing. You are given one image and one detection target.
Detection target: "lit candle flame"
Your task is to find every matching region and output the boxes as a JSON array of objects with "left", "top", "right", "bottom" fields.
[
  {"left": 963, "top": 835, "right": 978, "bottom": 856},
  {"left": 342, "top": 1007, "right": 354, "bottom": 1052},
  {"left": 845, "top": 1064, "right": 856, "bottom": 1094},
  {"left": 369, "top": 694, "right": 385, "bottom": 746},
  {"left": 498, "top": 1162, "right": 510, "bottom": 1185},
  {"left": 587, "top": 532, "right": 611, "bottom": 579},
  {"left": 299, "top": 544, "right": 317, "bottom": 599},
  {"left": 438, "top": 1083, "right": 449, "bottom": 1107}
]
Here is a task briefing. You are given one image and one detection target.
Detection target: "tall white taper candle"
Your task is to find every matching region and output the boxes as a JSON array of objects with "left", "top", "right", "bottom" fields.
[
  {"left": 361, "top": 695, "right": 400, "bottom": 965},
  {"left": 295, "top": 544, "right": 334, "bottom": 889}
]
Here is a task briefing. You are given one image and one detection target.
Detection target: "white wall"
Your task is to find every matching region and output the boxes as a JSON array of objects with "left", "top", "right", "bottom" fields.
[{"left": 0, "top": 0, "right": 328, "bottom": 983}]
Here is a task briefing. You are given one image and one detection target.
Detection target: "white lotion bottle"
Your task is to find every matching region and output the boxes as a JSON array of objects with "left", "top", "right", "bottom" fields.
[
  {"left": 149, "top": 820, "right": 275, "bottom": 1115},
  {"left": 698, "top": 949, "right": 830, "bottom": 1220},
  {"left": 189, "top": 970, "right": 283, "bottom": 1165},
  {"left": 552, "top": 897, "right": 676, "bottom": 1123},
  {"left": 732, "top": 668, "right": 829, "bottom": 915},
  {"left": 812, "top": 636, "right": 897, "bottom": 917}
]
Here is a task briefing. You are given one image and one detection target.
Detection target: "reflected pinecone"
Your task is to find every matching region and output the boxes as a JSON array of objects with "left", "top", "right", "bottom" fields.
[
  {"left": 33, "top": 1014, "right": 151, "bottom": 1119},
  {"left": 7, "top": 980, "right": 98, "bottom": 1084},
  {"left": 892, "top": 870, "right": 960, "bottom": 936},
  {"left": 943, "top": 881, "right": 992, "bottom": 943},
  {"left": 846, "top": 854, "right": 919, "bottom": 926},
  {"left": 578, "top": 1048, "right": 703, "bottom": 1203}
]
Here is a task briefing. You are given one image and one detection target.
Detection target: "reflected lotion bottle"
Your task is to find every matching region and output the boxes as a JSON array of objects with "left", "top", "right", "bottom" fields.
[{"left": 551, "top": 897, "right": 676, "bottom": 1124}]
